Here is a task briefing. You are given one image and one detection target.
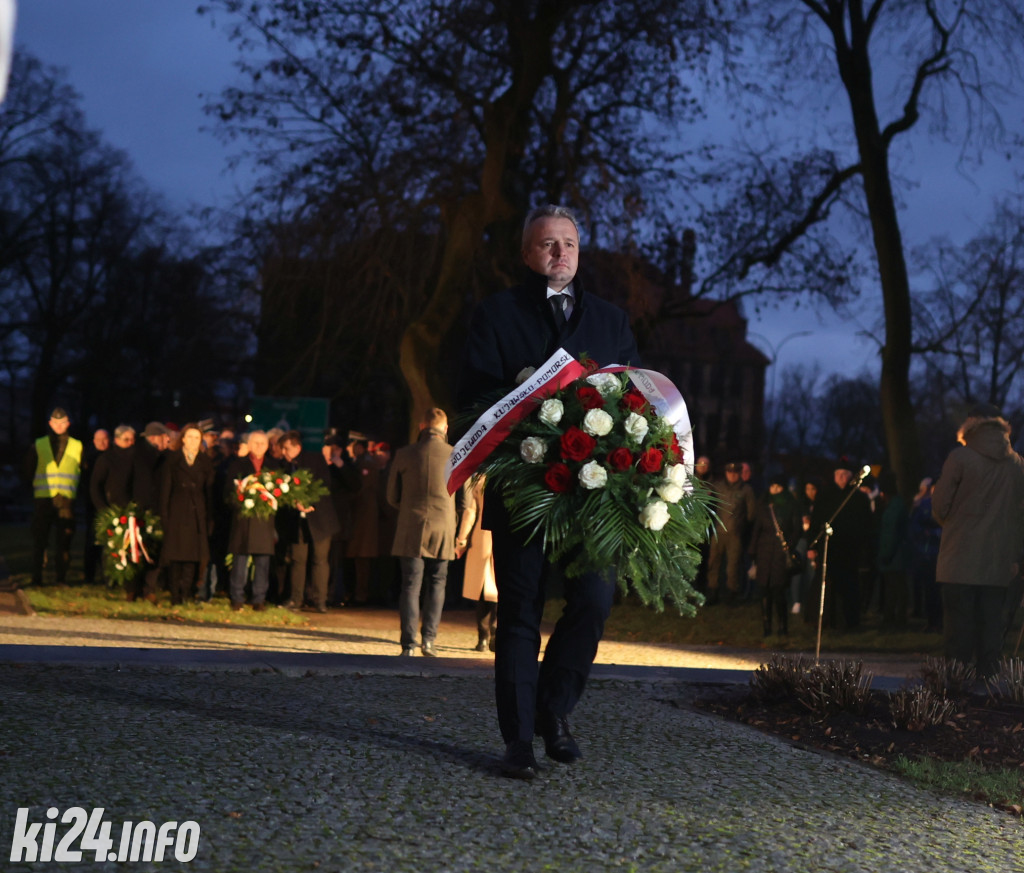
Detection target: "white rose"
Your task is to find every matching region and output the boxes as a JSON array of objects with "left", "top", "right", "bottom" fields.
[
  {"left": 578, "top": 461, "right": 608, "bottom": 490},
  {"left": 664, "top": 463, "right": 688, "bottom": 487},
  {"left": 114, "top": 526, "right": 122, "bottom": 535},
  {"left": 519, "top": 436, "right": 548, "bottom": 464},
  {"left": 280, "top": 483, "right": 290, "bottom": 493},
  {"left": 639, "top": 500, "right": 670, "bottom": 531},
  {"left": 516, "top": 366, "right": 536, "bottom": 385},
  {"left": 586, "top": 372, "right": 621, "bottom": 396},
  {"left": 244, "top": 498, "right": 255, "bottom": 509},
  {"left": 582, "top": 408, "right": 614, "bottom": 437},
  {"left": 538, "top": 398, "right": 564, "bottom": 426},
  {"left": 656, "top": 481, "right": 684, "bottom": 504},
  {"left": 623, "top": 412, "right": 649, "bottom": 442}
]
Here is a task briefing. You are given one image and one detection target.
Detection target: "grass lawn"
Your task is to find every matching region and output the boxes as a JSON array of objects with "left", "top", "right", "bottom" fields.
[{"left": 0, "top": 520, "right": 989, "bottom": 654}]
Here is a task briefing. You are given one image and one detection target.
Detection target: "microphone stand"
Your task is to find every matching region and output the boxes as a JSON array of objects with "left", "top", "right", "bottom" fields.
[{"left": 813, "top": 466, "right": 871, "bottom": 664}]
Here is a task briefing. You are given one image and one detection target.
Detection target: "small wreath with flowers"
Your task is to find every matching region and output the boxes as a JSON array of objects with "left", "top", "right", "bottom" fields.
[
  {"left": 471, "top": 361, "right": 715, "bottom": 615},
  {"left": 94, "top": 503, "right": 163, "bottom": 586},
  {"left": 235, "top": 469, "right": 330, "bottom": 519}
]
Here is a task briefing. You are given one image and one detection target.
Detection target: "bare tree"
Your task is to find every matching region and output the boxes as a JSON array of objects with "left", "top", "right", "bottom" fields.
[
  {"left": 699, "top": 0, "right": 1024, "bottom": 498},
  {"left": 912, "top": 197, "right": 1024, "bottom": 416},
  {"left": 200, "top": 0, "right": 735, "bottom": 435}
]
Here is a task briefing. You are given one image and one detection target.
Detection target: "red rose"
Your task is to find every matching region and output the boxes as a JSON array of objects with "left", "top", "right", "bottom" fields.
[
  {"left": 293, "top": 477, "right": 301, "bottom": 484},
  {"left": 275, "top": 478, "right": 283, "bottom": 484},
  {"left": 582, "top": 358, "right": 600, "bottom": 373},
  {"left": 620, "top": 390, "right": 648, "bottom": 414},
  {"left": 273, "top": 488, "right": 282, "bottom": 496},
  {"left": 260, "top": 492, "right": 269, "bottom": 501},
  {"left": 638, "top": 448, "right": 664, "bottom": 474},
  {"left": 560, "top": 426, "right": 597, "bottom": 462},
  {"left": 668, "top": 433, "right": 683, "bottom": 462},
  {"left": 544, "top": 463, "right": 573, "bottom": 493},
  {"left": 576, "top": 386, "right": 605, "bottom": 410},
  {"left": 119, "top": 516, "right": 128, "bottom": 524},
  {"left": 238, "top": 494, "right": 244, "bottom": 502},
  {"left": 106, "top": 529, "right": 113, "bottom": 536},
  {"left": 607, "top": 447, "right": 634, "bottom": 472}
]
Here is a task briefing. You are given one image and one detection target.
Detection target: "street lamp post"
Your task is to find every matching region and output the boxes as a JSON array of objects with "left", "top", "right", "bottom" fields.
[{"left": 749, "top": 330, "right": 813, "bottom": 477}]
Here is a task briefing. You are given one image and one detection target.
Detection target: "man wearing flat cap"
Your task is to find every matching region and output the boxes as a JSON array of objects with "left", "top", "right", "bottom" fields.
[
  {"left": 933, "top": 404, "right": 1024, "bottom": 677},
  {"left": 706, "top": 461, "right": 756, "bottom": 605},
  {"left": 25, "top": 407, "right": 82, "bottom": 586}
]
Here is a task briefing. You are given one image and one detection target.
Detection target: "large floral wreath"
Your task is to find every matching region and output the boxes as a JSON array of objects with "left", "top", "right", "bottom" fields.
[
  {"left": 449, "top": 351, "right": 715, "bottom": 615},
  {"left": 94, "top": 503, "right": 163, "bottom": 587}
]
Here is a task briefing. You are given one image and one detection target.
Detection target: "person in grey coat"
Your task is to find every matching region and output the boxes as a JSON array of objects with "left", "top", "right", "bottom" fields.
[
  {"left": 387, "top": 408, "right": 461, "bottom": 657},
  {"left": 932, "top": 404, "right": 1024, "bottom": 677}
]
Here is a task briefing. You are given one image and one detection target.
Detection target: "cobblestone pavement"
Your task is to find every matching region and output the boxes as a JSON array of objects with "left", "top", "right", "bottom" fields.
[{"left": 1, "top": 663, "right": 1020, "bottom": 873}]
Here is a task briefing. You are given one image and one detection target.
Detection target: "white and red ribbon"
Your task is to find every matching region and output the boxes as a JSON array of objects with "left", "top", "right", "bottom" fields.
[
  {"left": 446, "top": 348, "right": 695, "bottom": 495},
  {"left": 118, "top": 514, "right": 153, "bottom": 567},
  {"left": 236, "top": 475, "right": 278, "bottom": 511}
]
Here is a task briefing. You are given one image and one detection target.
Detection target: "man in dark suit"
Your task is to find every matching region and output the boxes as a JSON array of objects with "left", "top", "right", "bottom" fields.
[
  {"left": 278, "top": 430, "right": 341, "bottom": 613},
  {"left": 459, "top": 204, "right": 640, "bottom": 779}
]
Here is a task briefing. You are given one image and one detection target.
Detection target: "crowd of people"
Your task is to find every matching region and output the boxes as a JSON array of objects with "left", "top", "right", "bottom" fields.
[
  {"left": 27, "top": 408, "right": 426, "bottom": 614},
  {"left": 694, "top": 453, "right": 944, "bottom": 639}
]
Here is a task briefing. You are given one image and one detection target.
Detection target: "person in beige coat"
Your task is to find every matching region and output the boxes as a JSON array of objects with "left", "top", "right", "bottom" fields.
[
  {"left": 933, "top": 404, "right": 1024, "bottom": 677},
  {"left": 387, "top": 408, "right": 461, "bottom": 656},
  {"left": 455, "top": 475, "right": 498, "bottom": 652}
]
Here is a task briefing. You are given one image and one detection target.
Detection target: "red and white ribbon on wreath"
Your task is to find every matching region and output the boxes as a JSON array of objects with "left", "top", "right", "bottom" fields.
[
  {"left": 237, "top": 475, "right": 278, "bottom": 511},
  {"left": 118, "top": 514, "right": 153, "bottom": 566},
  {"left": 446, "top": 347, "right": 695, "bottom": 495}
]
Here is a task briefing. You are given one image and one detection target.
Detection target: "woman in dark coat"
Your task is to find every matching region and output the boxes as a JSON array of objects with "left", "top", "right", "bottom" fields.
[
  {"left": 748, "top": 476, "right": 801, "bottom": 636},
  {"left": 159, "top": 423, "right": 214, "bottom": 604},
  {"left": 224, "top": 430, "right": 281, "bottom": 610}
]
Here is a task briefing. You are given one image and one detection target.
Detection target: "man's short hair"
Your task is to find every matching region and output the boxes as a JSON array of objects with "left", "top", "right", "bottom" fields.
[
  {"left": 522, "top": 204, "right": 580, "bottom": 249},
  {"left": 423, "top": 408, "right": 448, "bottom": 430},
  {"left": 281, "top": 429, "right": 303, "bottom": 447},
  {"left": 113, "top": 424, "right": 135, "bottom": 439}
]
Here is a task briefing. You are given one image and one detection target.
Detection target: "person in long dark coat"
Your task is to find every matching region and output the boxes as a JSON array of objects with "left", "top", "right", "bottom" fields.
[
  {"left": 278, "top": 430, "right": 341, "bottom": 613},
  {"left": 224, "top": 430, "right": 281, "bottom": 611},
  {"left": 159, "top": 424, "right": 214, "bottom": 605},
  {"left": 748, "top": 476, "right": 801, "bottom": 636}
]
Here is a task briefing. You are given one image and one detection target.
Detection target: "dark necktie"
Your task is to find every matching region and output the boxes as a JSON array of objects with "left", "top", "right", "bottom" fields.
[{"left": 550, "top": 293, "right": 567, "bottom": 327}]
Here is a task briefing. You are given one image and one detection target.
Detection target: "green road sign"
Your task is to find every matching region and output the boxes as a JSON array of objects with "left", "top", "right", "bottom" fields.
[{"left": 247, "top": 396, "right": 329, "bottom": 445}]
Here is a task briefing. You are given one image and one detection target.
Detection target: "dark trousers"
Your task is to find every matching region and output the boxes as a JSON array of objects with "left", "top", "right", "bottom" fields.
[
  {"left": 31, "top": 498, "right": 74, "bottom": 585},
  {"left": 821, "top": 562, "right": 861, "bottom": 629},
  {"left": 83, "top": 508, "right": 101, "bottom": 585},
  {"left": 168, "top": 562, "right": 197, "bottom": 604},
  {"left": 491, "top": 526, "right": 614, "bottom": 744},
  {"left": 230, "top": 554, "right": 271, "bottom": 606},
  {"left": 398, "top": 556, "right": 448, "bottom": 648},
  {"left": 289, "top": 536, "right": 332, "bottom": 609},
  {"left": 707, "top": 532, "right": 743, "bottom": 594},
  {"left": 941, "top": 583, "right": 1009, "bottom": 678}
]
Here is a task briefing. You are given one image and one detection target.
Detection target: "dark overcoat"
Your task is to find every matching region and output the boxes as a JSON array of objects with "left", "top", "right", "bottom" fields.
[
  {"left": 225, "top": 455, "right": 282, "bottom": 556},
  {"left": 458, "top": 269, "right": 640, "bottom": 531},
  {"left": 159, "top": 450, "right": 214, "bottom": 565},
  {"left": 277, "top": 449, "right": 342, "bottom": 544}
]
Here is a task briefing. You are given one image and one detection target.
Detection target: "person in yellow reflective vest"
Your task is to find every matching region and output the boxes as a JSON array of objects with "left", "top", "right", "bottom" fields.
[{"left": 24, "top": 407, "right": 82, "bottom": 586}]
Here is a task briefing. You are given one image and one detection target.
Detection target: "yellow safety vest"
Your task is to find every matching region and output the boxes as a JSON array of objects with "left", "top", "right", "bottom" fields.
[{"left": 33, "top": 435, "right": 82, "bottom": 499}]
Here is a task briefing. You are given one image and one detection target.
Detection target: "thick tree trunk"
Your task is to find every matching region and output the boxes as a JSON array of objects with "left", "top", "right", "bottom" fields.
[{"left": 841, "top": 36, "right": 923, "bottom": 499}]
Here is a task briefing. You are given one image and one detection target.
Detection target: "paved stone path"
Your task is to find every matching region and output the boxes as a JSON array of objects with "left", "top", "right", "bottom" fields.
[
  {"left": 2, "top": 608, "right": 1015, "bottom": 871},
  {"left": 1, "top": 663, "right": 1020, "bottom": 873}
]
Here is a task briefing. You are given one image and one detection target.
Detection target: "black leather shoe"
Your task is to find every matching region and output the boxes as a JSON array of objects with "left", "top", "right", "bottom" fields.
[
  {"left": 500, "top": 741, "right": 538, "bottom": 780},
  {"left": 536, "top": 712, "right": 581, "bottom": 763}
]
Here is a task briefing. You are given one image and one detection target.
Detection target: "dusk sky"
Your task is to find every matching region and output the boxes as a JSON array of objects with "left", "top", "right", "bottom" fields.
[{"left": 11, "top": 2, "right": 1021, "bottom": 388}]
